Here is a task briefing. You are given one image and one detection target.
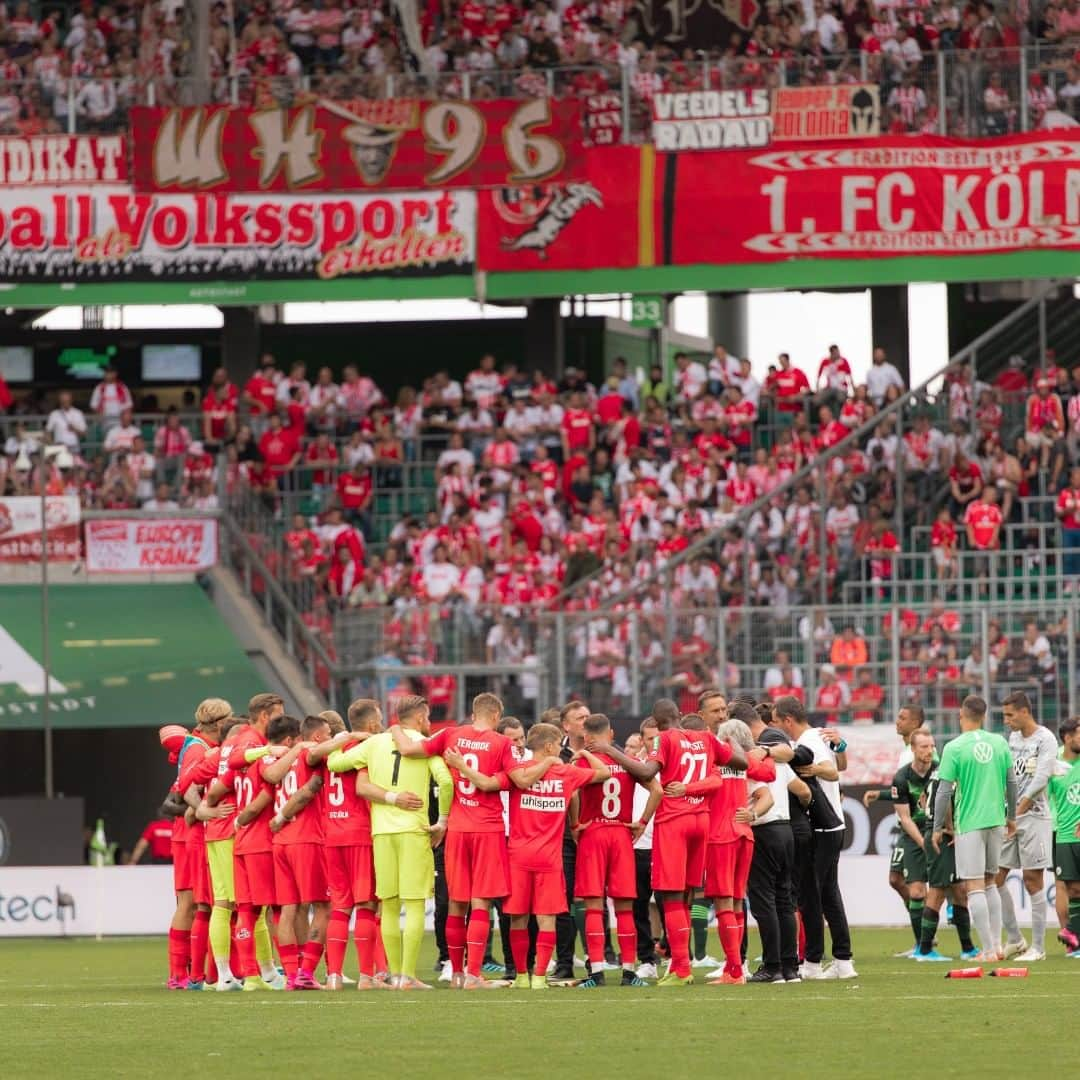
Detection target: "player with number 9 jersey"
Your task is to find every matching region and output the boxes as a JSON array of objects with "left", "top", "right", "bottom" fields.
[
  {"left": 271, "top": 753, "right": 328, "bottom": 905},
  {"left": 421, "top": 724, "right": 517, "bottom": 902},
  {"left": 649, "top": 726, "right": 731, "bottom": 892},
  {"left": 574, "top": 753, "right": 639, "bottom": 899}
]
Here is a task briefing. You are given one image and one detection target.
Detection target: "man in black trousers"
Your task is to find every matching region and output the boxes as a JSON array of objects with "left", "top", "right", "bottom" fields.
[{"left": 745, "top": 700, "right": 808, "bottom": 983}]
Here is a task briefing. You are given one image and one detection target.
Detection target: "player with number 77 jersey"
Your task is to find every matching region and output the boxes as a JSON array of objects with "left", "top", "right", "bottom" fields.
[{"left": 641, "top": 718, "right": 746, "bottom": 986}]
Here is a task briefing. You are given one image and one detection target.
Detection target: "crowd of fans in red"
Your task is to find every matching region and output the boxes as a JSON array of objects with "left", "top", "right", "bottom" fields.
[
  {"left": 3, "top": 335, "right": 1074, "bottom": 720},
  {"left": 1, "top": 1, "right": 1078, "bottom": 137}
]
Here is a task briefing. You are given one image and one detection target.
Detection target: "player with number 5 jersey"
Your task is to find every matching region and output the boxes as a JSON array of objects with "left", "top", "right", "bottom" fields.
[{"left": 390, "top": 692, "right": 517, "bottom": 988}]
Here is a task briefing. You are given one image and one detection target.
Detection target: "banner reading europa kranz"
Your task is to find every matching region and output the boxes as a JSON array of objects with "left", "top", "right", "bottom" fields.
[{"left": 130, "top": 99, "right": 584, "bottom": 194}]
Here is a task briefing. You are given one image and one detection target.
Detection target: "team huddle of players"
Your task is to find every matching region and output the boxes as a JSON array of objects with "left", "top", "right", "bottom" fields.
[{"left": 158, "top": 689, "right": 776, "bottom": 990}]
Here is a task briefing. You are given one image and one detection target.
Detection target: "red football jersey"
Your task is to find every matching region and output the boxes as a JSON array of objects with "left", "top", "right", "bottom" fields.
[
  {"left": 425, "top": 725, "right": 518, "bottom": 834},
  {"left": 272, "top": 754, "right": 325, "bottom": 845},
  {"left": 324, "top": 740, "right": 373, "bottom": 847},
  {"left": 507, "top": 761, "right": 594, "bottom": 872},
  {"left": 233, "top": 757, "right": 276, "bottom": 855},
  {"left": 649, "top": 728, "right": 731, "bottom": 822},
  {"left": 575, "top": 753, "right": 636, "bottom": 827},
  {"left": 707, "top": 757, "right": 775, "bottom": 843}
]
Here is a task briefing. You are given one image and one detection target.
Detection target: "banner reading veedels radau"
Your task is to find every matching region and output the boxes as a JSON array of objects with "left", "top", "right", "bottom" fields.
[{"left": 0, "top": 187, "right": 475, "bottom": 281}]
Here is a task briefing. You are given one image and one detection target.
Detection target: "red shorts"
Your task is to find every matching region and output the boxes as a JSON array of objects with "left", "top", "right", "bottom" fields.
[
  {"left": 235, "top": 850, "right": 276, "bottom": 907},
  {"left": 650, "top": 813, "right": 709, "bottom": 893},
  {"left": 172, "top": 839, "right": 192, "bottom": 893},
  {"left": 325, "top": 843, "right": 376, "bottom": 909},
  {"left": 574, "top": 825, "right": 636, "bottom": 899},
  {"left": 190, "top": 841, "right": 212, "bottom": 906},
  {"left": 705, "top": 837, "right": 754, "bottom": 901},
  {"left": 504, "top": 863, "right": 567, "bottom": 916},
  {"left": 445, "top": 830, "right": 510, "bottom": 902},
  {"left": 273, "top": 843, "right": 329, "bottom": 906}
]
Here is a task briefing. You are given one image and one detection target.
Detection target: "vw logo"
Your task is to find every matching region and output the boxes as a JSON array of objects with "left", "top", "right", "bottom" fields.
[
  {"left": 1067, "top": 783, "right": 1080, "bottom": 806},
  {"left": 973, "top": 742, "right": 994, "bottom": 764}
]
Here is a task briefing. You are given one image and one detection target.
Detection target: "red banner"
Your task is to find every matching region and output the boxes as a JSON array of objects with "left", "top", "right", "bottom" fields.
[
  {"left": 478, "top": 133, "right": 1080, "bottom": 270},
  {"left": 0, "top": 497, "right": 80, "bottom": 563},
  {"left": 130, "top": 100, "right": 584, "bottom": 194}
]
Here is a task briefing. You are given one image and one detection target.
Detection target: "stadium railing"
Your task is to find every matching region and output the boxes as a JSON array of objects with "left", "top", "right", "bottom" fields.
[
  {"left": 289, "top": 596, "right": 1075, "bottom": 734},
  {"left": 7, "top": 44, "right": 1079, "bottom": 139},
  {"left": 553, "top": 279, "right": 1073, "bottom": 611}
]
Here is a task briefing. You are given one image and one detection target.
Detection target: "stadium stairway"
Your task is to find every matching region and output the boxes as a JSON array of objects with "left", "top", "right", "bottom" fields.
[{"left": 203, "top": 565, "right": 326, "bottom": 718}]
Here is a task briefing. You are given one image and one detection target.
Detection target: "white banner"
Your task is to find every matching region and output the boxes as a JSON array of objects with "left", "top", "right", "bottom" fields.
[
  {"left": 0, "top": 866, "right": 175, "bottom": 937},
  {"left": 84, "top": 518, "right": 218, "bottom": 574},
  {"left": 0, "top": 186, "right": 476, "bottom": 281},
  {"left": 0, "top": 496, "right": 80, "bottom": 563}
]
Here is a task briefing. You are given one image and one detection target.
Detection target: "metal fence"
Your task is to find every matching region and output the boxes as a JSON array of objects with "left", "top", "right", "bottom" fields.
[
  {"left": 220, "top": 515, "right": 1079, "bottom": 735},
  {"left": 5, "top": 45, "right": 1080, "bottom": 139}
]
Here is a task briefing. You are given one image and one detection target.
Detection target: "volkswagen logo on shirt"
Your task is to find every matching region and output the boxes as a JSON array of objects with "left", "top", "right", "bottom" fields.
[{"left": 973, "top": 742, "right": 994, "bottom": 764}]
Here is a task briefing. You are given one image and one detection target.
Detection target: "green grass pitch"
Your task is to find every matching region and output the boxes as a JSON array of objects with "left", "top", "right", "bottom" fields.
[{"left": 2, "top": 930, "right": 1077, "bottom": 1078}]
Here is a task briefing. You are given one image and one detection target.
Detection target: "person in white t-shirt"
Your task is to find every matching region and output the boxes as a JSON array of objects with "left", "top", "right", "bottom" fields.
[
  {"left": 104, "top": 408, "right": 141, "bottom": 456},
  {"left": 46, "top": 391, "right": 87, "bottom": 450},
  {"left": 775, "top": 696, "right": 856, "bottom": 980},
  {"left": 865, "top": 347, "right": 905, "bottom": 407},
  {"left": 89, "top": 368, "right": 133, "bottom": 426},
  {"left": 674, "top": 352, "right": 707, "bottom": 401},
  {"left": 421, "top": 545, "right": 459, "bottom": 602}
]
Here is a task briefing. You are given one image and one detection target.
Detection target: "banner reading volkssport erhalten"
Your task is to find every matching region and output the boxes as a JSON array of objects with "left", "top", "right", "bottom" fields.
[
  {"left": 477, "top": 132, "right": 1080, "bottom": 270},
  {"left": 0, "top": 186, "right": 475, "bottom": 281}
]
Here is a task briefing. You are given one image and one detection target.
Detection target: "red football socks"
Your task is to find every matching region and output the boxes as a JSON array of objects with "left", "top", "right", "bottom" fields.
[
  {"left": 615, "top": 909, "right": 637, "bottom": 967},
  {"left": 445, "top": 913, "right": 466, "bottom": 975},
  {"left": 718, "top": 909, "right": 741, "bottom": 975},
  {"left": 278, "top": 942, "right": 299, "bottom": 980},
  {"left": 584, "top": 908, "right": 606, "bottom": 966},
  {"left": 168, "top": 927, "right": 190, "bottom": 982},
  {"left": 354, "top": 908, "right": 376, "bottom": 977},
  {"left": 534, "top": 930, "right": 556, "bottom": 981},
  {"left": 510, "top": 928, "right": 529, "bottom": 976},
  {"left": 735, "top": 907, "right": 746, "bottom": 963},
  {"left": 299, "top": 940, "right": 323, "bottom": 978},
  {"left": 326, "top": 910, "right": 350, "bottom": 978},
  {"left": 235, "top": 904, "right": 258, "bottom": 978},
  {"left": 663, "top": 900, "right": 691, "bottom": 978},
  {"left": 189, "top": 910, "right": 210, "bottom": 984},
  {"left": 466, "top": 909, "right": 491, "bottom": 978}
]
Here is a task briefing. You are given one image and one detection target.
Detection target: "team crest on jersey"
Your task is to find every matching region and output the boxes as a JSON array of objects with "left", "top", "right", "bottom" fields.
[
  {"left": 1067, "top": 782, "right": 1080, "bottom": 805},
  {"left": 973, "top": 742, "right": 994, "bottom": 764}
]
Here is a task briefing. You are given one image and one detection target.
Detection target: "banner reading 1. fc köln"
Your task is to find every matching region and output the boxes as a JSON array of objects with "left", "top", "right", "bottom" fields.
[
  {"left": 130, "top": 99, "right": 584, "bottom": 194},
  {"left": 477, "top": 132, "right": 1080, "bottom": 270},
  {"left": 0, "top": 186, "right": 475, "bottom": 281}
]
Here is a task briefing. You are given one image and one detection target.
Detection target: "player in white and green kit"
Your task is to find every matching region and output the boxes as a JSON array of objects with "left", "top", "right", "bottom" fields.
[
  {"left": 993, "top": 691, "right": 1058, "bottom": 961},
  {"left": 932, "top": 695, "right": 1016, "bottom": 962},
  {"left": 1049, "top": 717, "right": 1080, "bottom": 955}
]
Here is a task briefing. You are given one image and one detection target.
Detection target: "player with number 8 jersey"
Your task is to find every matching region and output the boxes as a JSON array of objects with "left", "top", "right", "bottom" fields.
[{"left": 573, "top": 713, "right": 661, "bottom": 987}]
